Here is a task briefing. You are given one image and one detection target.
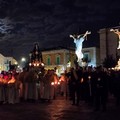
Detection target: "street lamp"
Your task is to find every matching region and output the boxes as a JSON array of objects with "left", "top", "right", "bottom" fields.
[
  {"left": 21, "top": 57, "right": 26, "bottom": 69},
  {"left": 21, "top": 57, "right": 26, "bottom": 62}
]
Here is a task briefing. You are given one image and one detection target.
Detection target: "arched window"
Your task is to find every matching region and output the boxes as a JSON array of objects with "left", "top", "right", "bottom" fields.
[
  {"left": 46, "top": 56, "right": 51, "bottom": 65},
  {"left": 56, "top": 55, "right": 60, "bottom": 65}
]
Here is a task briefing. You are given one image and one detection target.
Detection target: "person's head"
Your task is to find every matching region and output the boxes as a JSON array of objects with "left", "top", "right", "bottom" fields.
[{"left": 8, "top": 73, "right": 13, "bottom": 79}]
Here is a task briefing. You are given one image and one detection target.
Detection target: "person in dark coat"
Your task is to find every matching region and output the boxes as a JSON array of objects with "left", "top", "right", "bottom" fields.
[
  {"left": 93, "top": 66, "right": 108, "bottom": 111},
  {"left": 69, "top": 67, "right": 82, "bottom": 106}
]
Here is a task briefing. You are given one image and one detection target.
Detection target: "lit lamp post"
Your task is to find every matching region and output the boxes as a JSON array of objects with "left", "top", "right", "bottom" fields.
[{"left": 88, "top": 76, "right": 92, "bottom": 97}]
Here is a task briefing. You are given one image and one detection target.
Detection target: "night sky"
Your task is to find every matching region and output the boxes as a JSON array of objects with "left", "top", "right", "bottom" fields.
[{"left": 0, "top": 0, "right": 120, "bottom": 61}]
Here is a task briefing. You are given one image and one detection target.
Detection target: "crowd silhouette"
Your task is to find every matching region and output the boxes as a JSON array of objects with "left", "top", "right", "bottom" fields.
[{"left": 0, "top": 66, "right": 120, "bottom": 112}]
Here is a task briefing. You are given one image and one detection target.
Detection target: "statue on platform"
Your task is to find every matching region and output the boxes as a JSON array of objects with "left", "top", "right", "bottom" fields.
[
  {"left": 32, "top": 42, "right": 43, "bottom": 62},
  {"left": 110, "top": 28, "right": 120, "bottom": 49},
  {"left": 29, "top": 42, "right": 43, "bottom": 68},
  {"left": 70, "top": 31, "right": 91, "bottom": 65}
]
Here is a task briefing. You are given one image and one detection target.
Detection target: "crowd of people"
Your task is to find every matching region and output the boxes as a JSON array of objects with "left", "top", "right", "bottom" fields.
[
  {"left": 0, "top": 72, "right": 20, "bottom": 104},
  {"left": 0, "top": 66, "right": 120, "bottom": 112},
  {"left": 0, "top": 67, "right": 66, "bottom": 104},
  {"left": 67, "top": 66, "right": 120, "bottom": 111}
]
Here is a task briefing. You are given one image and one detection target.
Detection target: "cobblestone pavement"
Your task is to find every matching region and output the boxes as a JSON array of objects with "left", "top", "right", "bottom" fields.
[{"left": 0, "top": 96, "right": 120, "bottom": 120}]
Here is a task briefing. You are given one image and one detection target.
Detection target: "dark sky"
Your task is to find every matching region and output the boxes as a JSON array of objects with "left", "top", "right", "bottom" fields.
[{"left": 0, "top": 0, "right": 120, "bottom": 61}]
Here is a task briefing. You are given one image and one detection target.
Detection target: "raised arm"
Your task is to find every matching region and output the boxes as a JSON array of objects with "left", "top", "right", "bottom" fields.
[
  {"left": 70, "top": 35, "right": 76, "bottom": 40},
  {"left": 110, "top": 29, "right": 114, "bottom": 32},
  {"left": 70, "top": 31, "right": 91, "bottom": 40},
  {"left": 83, "top": 31, "right": 91, "bottom": 39}
]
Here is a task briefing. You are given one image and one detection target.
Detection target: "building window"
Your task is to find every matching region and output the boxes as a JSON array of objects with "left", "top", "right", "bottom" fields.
[
  {"left": 83, "top": 52, "right": 90, "bottom": 62},
  {"left": 4, "top": 60, "right": 9, "bottom": 64},
  {"left": 47, "top": 56, "right": 51, "bottom": 65},
  {"left": 56, "top": 55, "right": 60, "bottom": 65}
]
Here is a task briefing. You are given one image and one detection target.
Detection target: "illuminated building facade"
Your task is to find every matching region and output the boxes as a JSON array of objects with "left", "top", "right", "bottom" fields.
[
  {"left": 82, "top": 47, "right": 100, "bottom": 67},
  {"left": 0, "top": 54, "right": 17, "bottom": 72},
  {"left": 42, "top": 47, "right": 75, "bottom": 76},
  {"left": 42, "top": 47, "right": 100, "bottom": 76}
]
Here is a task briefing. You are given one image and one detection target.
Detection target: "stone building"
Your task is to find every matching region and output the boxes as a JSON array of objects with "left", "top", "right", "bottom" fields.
[
  {"left": 42, "top": 47, "right": 75, "bottom": 76},
  {"left": 82, "top": 47, "right": 100, "bottom": 67},
  {"left": 42, "top": 47, "right": 100, "bottom": 76},
  {"left": 99, "top": 26, "right": 120, "bottom": 64},
  {"left": 0, "top": 53, "right": 17, "bottom": 72}
]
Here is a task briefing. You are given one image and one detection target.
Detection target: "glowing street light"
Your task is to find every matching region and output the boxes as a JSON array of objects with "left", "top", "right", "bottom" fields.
[
  {"left": 21, "top": 57, "right": 26, "bottom": 69},
  {"left": 21, "top": 57, "right": 26, "bottom": 62}
]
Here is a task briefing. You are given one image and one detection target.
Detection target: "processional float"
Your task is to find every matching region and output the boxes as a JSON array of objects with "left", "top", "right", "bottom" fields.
[{"left": 70, "top": 31, "right": 91, "bottom": 66}]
